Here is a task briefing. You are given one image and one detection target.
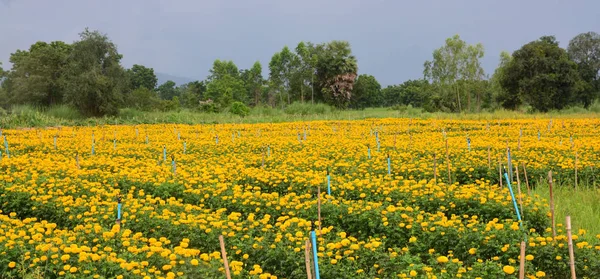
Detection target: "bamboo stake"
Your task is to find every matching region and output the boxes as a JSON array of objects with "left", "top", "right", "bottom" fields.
[
  {"left": 575, "top": 150, "right": 578, "bottom": 190},
  {"left": 566, "top": 216, "right": 576, "bottom": 279},
  {"left": 498, "top": 158, "right": 503, "bottom": 188},
  {"left": 516, "top": 167, "right": 524, "bottom": 220},
  {"left": 219, "top": 235, "right": 232, "bottom": 279},
  {"left": 317, "top": 184, "right": 322, "bottom": 233},
  {"left": 548, "top": 171, "right": 556, "bottom": 239},
  {"left": 433, "top": 153, "right": 437, "bottom": 182},
  {"left": 519, "top": 241, "right": 526, "bottom": 279},
  {"left": 487, "top": 145, "right": 491, "bottom": 169},
  {"left": 446, "top": 139, "right": 451, "bottom": 184},
  {"left": 522, "top": 163, "right": 530, "bottom": 195},
  {"left": 304, "top": 239, "right": 313, "bottom": 279}
]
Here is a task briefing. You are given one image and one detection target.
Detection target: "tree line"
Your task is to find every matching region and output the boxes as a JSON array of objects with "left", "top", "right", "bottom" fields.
[{"left": 0, "top": 28, "right": 598, "bottom": 116}]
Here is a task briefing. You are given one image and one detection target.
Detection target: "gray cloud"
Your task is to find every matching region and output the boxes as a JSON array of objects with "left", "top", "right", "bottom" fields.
[{"left": 1, "top": 0, "right": 598, "bottom": 85}]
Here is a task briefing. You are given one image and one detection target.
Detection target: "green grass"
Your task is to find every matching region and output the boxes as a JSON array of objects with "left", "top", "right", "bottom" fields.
[
  {"left": 2, "top": 103, "right": 600, "bottom": 129},
  {"left": 532, "top": 185, "right": 600, "bottom": 237}
]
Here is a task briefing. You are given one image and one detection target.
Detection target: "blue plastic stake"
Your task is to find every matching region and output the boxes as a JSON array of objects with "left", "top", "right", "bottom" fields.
[
  {"left": 177, "top": 132, "right": 180, "bottom": 141},
  {"left": 163, "top": 146, "right": 167, "bottom": 162},
  {"left": 368, "top": 146, "right": 371, "bottom": 159},
  {"left": 267, "top": 146, "right": 270, "bottom": 157},
  {"left": 117, "top": 202, "right": 122, "bottom": 220},
  {"left": 387, "top": 155, "right": 391, "bottom": 175},
  {"left": 503, "top": 172, "right": 523, "bottom": 231},
  {"left": 172, "top": 159, "right": 176, "bottom": 175},
  {"left": 91, "top": 143, "right": 95, "bottom": 155},
  {"left": 303, "top": 129, "right": 307, "bottom": 140},
  {"left": 311, "top": 231, "right": 321, "bottom": 279},
  {"left": 113, "top": 139, "right": 116, "bottom": 150},
  {"left": 238, "top": 130, "right": 241, "bottom": 138},
  {"left": 146, "top": 135, "right": 149, "bottom": 144},
  {"left": 297, "top": 133, "right": 301, "bottom": 143},
  {"left": 183, "top": 141, "right": 187, "bottom": 154},
  {"left": 216, "top": 135, "right": 219, "bottom": 145},
  {"left": 538, "top": 131, "right": 540, "bottom": 141},
  {"left": 467, "top": 137, "right": 471, "bottom": 152},
  {"left": 326, "top": 173, "right": 331, "bottom": 196},
  {"left": 232, "top": 133, "right": 235, "bottom": 142}
]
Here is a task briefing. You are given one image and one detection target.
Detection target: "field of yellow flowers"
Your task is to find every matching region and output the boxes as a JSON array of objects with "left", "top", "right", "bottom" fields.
[{"left": 1, "top": 118, "right": 600, "bottom": 279}]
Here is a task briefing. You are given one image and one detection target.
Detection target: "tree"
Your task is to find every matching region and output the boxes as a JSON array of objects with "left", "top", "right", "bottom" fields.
[
  {"left": 62, "top": 29, "right": 126, "bottom": 116},
  {"left": 179, "top": 81, "right": 206, "bottom": 108},
  {"left": 491, "top": 51, "right": 519, "bottom": 109},
  {"left": 240, "top": 61, "right": 264, "bottom": 106},
  {"left": 313, "top": 41, "right": 358, "bottom": 108},
  {"left": 351, "top": 74, "right": 382, "bottom": 109},
  {"left": 127, "top": 64, "right": 157, "bottom": 91},
  {"left": 269, "top": 46, "right": 298, "bottom": 106},
  {"left": 205, "top": 60, "right": 245, "bottom": 107},
  {"left": 568, "top": 32, "right": 600, "bottom": 107},
  {"left": 5, "top": 41, "right": 71, "bottom": 106},
  {"left": 157, "top": 80, "right": 177, "bottom": 100},
  {"left": 500, "top": 36, "right": 581, "bottom": 112},
  {"left": 294, "top": 42, "right": 318, "bottom": 103},
  {"left": 381, "top": 79, "right": 430, "bottom": 108},
  {"left": 128, "top": 87, "right": 161, "bottom": 111},
  {"left": 463, "top": 44, "right": 486, "bottom": 111},
  {"left": 423, "top": 35, "right": 484, "bottom": 112}
]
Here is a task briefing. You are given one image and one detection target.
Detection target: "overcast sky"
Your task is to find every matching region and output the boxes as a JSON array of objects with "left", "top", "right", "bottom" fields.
[{"left": 1, "top": 0, "right": 598, "bottom": 86}]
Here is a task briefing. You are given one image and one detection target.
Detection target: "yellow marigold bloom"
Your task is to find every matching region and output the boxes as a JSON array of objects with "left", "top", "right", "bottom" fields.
[
  {"left": 437, "top": 256, "right": 449, "bottom": 263},
  {"left": 502, "top": 266, "right": 515, "bottom": 274},
  {"left": 8, "top": 262, "right": 16, "bottom": 268}
]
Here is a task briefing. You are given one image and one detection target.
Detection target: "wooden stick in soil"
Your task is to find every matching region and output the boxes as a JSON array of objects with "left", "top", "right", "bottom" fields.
[
  {"left": 446, "top": 138, "right": 451, "bottom": 184},
  {"left": 487, "top": 145, "right": 491, "bottom": 169},
  {"left": 498, "top": 158, "right": 503, "bottom": 188},
  {"left": 219, "top": 235, "right": 232, "bottom": 279},
  {"left": 575, "top": 150, "right": 578, "bottom": 190},
  {"left": 433, "top": 153, "right": 437, "bottom": 182},
  {"left": 519, "top": 241, "right": 526, "bottom": 279},
  {"left": 317, "top": 184, "right": 322, "bottom": 233},
  {"left": 566, "top": 216, "right": 577, "bottom": 279},
  {"left": 522, "top": 163, "right": 530, "bottom": 195},
  {"left": 304, "top": 239, "right": 313, "bottom": 279},
  {"left": 516, "top": 167, "right": 524, "bottom": 220},
  {"left": 548, "top": 171, "right": 556, "bottom": 239}
]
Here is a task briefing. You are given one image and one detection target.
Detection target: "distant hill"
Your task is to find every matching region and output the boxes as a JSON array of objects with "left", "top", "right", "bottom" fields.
[{"left": 156, "top": 72, "right": 195, "bottom": 87}]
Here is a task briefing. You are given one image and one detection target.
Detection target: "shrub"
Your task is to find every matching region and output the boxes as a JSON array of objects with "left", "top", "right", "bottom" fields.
[
  {"left": 284, "top": 102, "right": 333, "bottom": 115},
  {"left": 230, "top": 102, "right": 250, "bottom": 117}
]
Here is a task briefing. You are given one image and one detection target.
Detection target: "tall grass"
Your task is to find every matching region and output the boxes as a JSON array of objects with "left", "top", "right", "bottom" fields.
[
  {"left": 2, "top": 103, "right": 600, "bottom": 128},
  {"left": 532, "top": 185, "right": 600, "bottom": 236}
]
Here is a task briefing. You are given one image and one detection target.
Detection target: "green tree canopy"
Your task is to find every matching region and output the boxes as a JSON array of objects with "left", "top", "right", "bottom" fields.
[
  {"left": 205, "top": 60, "right": 245, "bottom": 107},
  {"left": 351, "top": 74, "right": 382, "bottom": 109},
  {"left": 157, "top": 80, "right": 177, "bottom": 100},
  {"left": 500, "top": 36, "right": 581, "bottom": 112},
  {"left": 314, "top": 41, "right": 358, "bottom": 108},
  {"left": 5, "top": 41, "right": 71, "bottom": 106},
  {"left": 423, "top": 35, "right": 485, "bottom": 112},
  {"left": 62, "top": 29, "right": 126, "bottom": 116},
  {"left": 127, "top": 64, "right": 158, "bottom": 91},
  {"left": 568, "top": 32, "right": 600, "bottom": 107},
  {"left": 240, "top": 61, "right": 264, "bottom": 106}
]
